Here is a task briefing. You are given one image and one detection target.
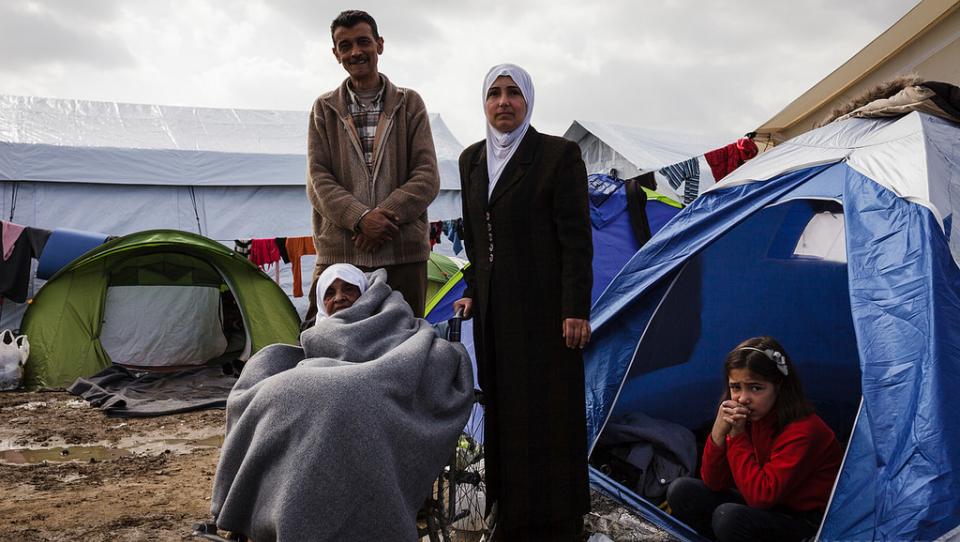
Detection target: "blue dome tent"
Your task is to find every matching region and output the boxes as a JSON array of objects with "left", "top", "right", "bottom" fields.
[{"left": 586, "top": 111, "right": 960, "bottom": 541}]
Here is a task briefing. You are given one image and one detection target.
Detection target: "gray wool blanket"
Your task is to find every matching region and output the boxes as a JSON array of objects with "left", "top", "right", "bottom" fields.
[{"left": 210, "top": 270, "right": 474, "bottom": 542}]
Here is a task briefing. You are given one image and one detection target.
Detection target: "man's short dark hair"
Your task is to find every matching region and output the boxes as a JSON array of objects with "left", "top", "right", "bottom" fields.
[{"left": 331, "top": 10, "right": 380, "bottom": 41}]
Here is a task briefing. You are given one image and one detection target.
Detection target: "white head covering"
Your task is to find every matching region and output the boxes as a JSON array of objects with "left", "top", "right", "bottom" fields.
[
  {"left": 316, "top": 263, "right": 368, "bottom": 317},
  {"left": 483, "top": 63, "right": 534, "bottom": 199}
]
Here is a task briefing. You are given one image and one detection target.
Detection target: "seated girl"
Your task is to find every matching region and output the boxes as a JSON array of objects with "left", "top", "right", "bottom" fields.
[
  {"left": 210, "top": 264, "right": 474, "bottom": 542},
  {"left": 667, "top": 336, "right": 842, "bottom": 542}
]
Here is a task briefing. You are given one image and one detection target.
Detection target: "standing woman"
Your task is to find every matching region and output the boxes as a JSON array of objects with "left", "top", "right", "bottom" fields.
[{"left": 453, "top": 64, "right": 593, "bottom": 540}]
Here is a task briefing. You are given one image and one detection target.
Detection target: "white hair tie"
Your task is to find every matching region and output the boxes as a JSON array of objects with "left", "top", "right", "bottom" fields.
[{"left": 738, "top": 346, "right": 789, "bottom": 376}]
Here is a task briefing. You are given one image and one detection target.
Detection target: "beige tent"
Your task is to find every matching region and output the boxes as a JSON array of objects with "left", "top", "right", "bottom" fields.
[{"left": 754, "top": 0, "right": 960, "bottom": 148}]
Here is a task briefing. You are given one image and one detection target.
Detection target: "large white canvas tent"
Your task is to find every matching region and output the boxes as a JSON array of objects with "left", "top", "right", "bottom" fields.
[
  {"left": 0, "top": 95, "right": 464, "bottom": 234},
  {"left": 563, "top": 120, "right": 722, "bottom": 205},
  {"left": 563, "top": 120, "right": 726, "bottom": 202},
  {"left": 0, "top": 95, "right": 465, "bottom": 327}
]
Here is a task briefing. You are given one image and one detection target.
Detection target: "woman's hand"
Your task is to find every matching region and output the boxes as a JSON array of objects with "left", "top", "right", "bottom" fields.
[
  {"left": 710, "top": 400, "right": 749, "bottom": 446},
  {"left": 453, "top": 297, "right": 473, "bottom": 319},
  {"left": 562, "top": 318, "right": 591, "bottom": 349}
]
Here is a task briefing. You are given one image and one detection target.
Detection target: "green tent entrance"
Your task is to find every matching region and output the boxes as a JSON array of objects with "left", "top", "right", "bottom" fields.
[
  {"left": 22, "top": 230, "right": 301, "bottom": 388},
  {"left": 427, "top": 252, "right": 462, "bottom": 302}
]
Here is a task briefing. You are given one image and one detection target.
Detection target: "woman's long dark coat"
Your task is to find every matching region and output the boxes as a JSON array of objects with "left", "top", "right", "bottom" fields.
[{"left": 459, "top": 127, "right": 593, "bottom": 531}]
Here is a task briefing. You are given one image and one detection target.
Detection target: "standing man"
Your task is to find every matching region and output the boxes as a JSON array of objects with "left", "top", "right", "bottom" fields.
[{"left": 306, "top": 10, "right": 439, "bottom": 322}]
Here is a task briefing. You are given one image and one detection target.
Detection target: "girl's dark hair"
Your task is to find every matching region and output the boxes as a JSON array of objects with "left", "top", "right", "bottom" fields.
[{"left": 724, "top": 336, "right": 814, "bottom": 434}]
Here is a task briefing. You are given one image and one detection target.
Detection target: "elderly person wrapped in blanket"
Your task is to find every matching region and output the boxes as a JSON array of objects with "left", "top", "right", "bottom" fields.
[{"left": 210, "top": 264, "right": 475, "bottom": 542}]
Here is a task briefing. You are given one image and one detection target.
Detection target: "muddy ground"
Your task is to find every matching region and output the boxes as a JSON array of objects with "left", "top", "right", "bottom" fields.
[
  {"left": 0, "top": 391, "right": 674, "bottom": 542},
  {"left": 0, "top": 391, "right": 224, "bottom": 541}
]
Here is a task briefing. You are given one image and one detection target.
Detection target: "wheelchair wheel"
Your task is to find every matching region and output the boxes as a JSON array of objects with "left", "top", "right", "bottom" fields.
[{"left": 446, "top": 434, "right": 492, "bottom": 541}]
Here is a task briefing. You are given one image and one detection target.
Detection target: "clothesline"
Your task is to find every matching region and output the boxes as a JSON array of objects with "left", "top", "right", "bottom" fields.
[
  {"left": 233, "top": 236, "right": 315, "bottom": 297},
  {"left": 429, "top": 218, "right": 464, "bottom": 255},
  {"left": 656, "top": 137, "right": 759, "bottom": 205},
  {"left": 235, "top": 218, "right": 465, "bottom": 298},
  {"left": 0, "top": 221, "right": 52, "bottom": 308}
]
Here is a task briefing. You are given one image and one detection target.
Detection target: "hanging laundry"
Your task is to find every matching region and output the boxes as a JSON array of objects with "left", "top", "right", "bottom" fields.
[
  {"left": 0, "top": 224, "right": 32, "bottom": 303},
  {"left": 274, "top": 237, "right": 290, "bottom": 264},
  {"left": 234, "top": 239, "right": 252, "bottom": 258},
  {"left": 658, "top": 158, "right": 701, "bottom": 206},
  {"left": 24, "top": 227, "right": 52, "bottom": 261},
  {"left": 285, "top": 236, "right": 316, "bottom": 298},
  {"left": 249, "top": 239, "right": 281, "bottom": 284},
  {"left": 442, "top": 219, "right": 464, "bottom": 255},
  {"left": 652, "top": 138, "right": 760, "bottom": 207},
  {"left": 1, "top": 221, "right": 25, "bottom": 261},
  {"left": 0, "top": 223, "right": 51, "bottom": 303},
  {"left": 429, "top": 221, "right": 443, "bottom": 248},
  {"left": 250, "top": 239, "right": 281, "bottom": 268},
  {"left": 704, "top": 137, "right": 759, "bottom": 181}
]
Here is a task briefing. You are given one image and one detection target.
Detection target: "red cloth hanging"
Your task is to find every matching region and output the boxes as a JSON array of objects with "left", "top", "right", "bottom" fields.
[
  {"left": 704, "top": 137, "right": 759, "bottom": 182},
  {"left": 249, "top": 238, "right": 281, "bottom": 269}
]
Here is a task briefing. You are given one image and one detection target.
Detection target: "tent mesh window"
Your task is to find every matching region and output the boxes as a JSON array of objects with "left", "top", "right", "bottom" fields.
[{"left": 765, "top": 200, "right": 847, "bottom": 263}]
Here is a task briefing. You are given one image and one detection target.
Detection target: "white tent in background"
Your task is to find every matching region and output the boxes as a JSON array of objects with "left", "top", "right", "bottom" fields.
[
  {"left": 0, "top": 95, "right": 464, "bottom": 236},
  {"left": 428, "top": 113, "right": 466, "bottom": 222},
  {"left": 0, "top": 95, "right": 465, "bottom": 326},
  {"left": 563, "top": 120, "right": 727, "bottom": 200}
]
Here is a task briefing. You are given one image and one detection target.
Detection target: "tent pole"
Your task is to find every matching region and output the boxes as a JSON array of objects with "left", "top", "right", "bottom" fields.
[{"left": 188, "top": 187, "right": 203, "bottom": 236}]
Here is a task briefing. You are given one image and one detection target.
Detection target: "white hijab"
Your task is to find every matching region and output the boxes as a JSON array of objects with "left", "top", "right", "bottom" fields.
[
  {"left": 315, "top": 263, "right": 369, "bottom": 318},
  {"left": 483, "top": 63, "right": 534, "bottom": 199}
]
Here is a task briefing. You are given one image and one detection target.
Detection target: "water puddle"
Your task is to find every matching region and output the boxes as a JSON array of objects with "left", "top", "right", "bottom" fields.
[
  {"left": 0, "top": 445, "right": 130, "bottom": 465},
  {"left": 0, "top": 434, "right": 224, "bottom": 465},
  {"left": 127, "top": 434, "right": 224, "bottom": 455}
]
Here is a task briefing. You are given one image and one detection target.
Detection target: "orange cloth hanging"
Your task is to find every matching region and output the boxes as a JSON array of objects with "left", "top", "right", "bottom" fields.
[{"left": 285, "top": 236, "right": 317, "bottom": 297}]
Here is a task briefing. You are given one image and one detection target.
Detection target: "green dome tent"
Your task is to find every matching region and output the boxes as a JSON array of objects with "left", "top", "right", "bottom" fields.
[
  {"left": 427, "top": 252, "right": 462, "bottom": 302},
  {"left": 21, "top": 230, "right": 301, "bottom": 388}
]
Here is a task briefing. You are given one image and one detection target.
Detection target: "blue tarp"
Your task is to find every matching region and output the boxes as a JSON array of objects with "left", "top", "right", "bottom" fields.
[
  {"left": 591, "top": 179, "right": 642, "bottom": 305},
  {"left": 586, "top": 162, "right": 960, "bottom": 540},
  {"left": 425, "top": 279, "right": 483, "bottom": 443},
  {"left": 589, "top": 174, "right": 682, "bottom": 305}
]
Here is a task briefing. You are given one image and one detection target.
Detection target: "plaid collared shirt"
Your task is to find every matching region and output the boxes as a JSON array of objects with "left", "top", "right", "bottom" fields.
[{"left": 346, "top": 82, "right": 385, "bottom": 171}]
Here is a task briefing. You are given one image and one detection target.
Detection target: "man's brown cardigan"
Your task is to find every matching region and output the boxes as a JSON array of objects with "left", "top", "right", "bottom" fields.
[{"left": 307, "top": 74, "right": 439, "bottom": 267}]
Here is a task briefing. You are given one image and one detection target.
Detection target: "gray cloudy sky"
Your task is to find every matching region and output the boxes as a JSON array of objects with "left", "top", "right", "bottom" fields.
[{"left": 0, "top": 0, "right": 920, "bottom": 145}]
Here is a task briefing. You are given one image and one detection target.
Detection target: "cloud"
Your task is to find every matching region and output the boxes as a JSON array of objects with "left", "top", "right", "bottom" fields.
[
  {"left": 0, "top": 0, "right": 922, "bottom": 145},
  {"left": 265, "top": 1, "right": 450, "bottom": 46},
  {"left": 399, "top": 0, "right": 922, "bottom": 140},
  {"left": 0, "top": 1, "right": 134, "bottom": 71}
]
